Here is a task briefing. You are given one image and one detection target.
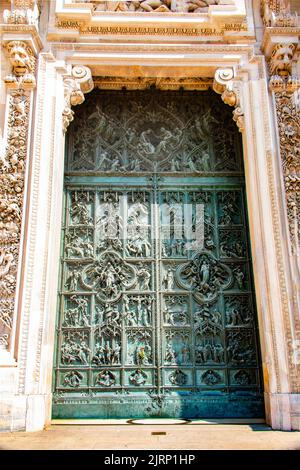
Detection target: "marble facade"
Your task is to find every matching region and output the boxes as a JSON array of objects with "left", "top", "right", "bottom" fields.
[{"left": 0, "top": 0, "right": 300, "bottom": 431}]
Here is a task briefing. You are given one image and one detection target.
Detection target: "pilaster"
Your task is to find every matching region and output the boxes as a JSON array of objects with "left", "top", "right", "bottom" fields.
[
  {"left": 260, "top": 0, "right": 300, "bottom": 430},
  {"left": 0, "top": 0, "right": 42, "bottom": 431}
]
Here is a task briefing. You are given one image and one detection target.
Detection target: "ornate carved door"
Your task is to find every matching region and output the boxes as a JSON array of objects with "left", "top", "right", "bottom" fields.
[{"left": 52, "top": 89, "right": 264, "bottom": 419}]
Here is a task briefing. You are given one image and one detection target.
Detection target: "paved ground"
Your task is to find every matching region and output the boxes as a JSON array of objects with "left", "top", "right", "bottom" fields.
[{"left": 0, "top": 424, "right": 299, "bottom": 450}]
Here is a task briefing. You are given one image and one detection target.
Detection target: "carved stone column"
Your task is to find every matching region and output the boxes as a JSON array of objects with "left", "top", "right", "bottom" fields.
[
  {"left": 260, "top": 0, "right": 300, "bottom": 429},
  {"left": 262, "top": 2, "right": 300, "bottom": 253}
]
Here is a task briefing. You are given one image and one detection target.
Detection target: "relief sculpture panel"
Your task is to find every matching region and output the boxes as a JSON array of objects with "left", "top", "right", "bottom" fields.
[{"left": 53, "top": 90, "right": 263, "bottom": 419}]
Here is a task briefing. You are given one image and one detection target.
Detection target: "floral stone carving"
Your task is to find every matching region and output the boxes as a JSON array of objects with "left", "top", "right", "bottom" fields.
[
  {"left": 0, "top": 89, "right": 31, "bottom": 349},
  {"left": 275, "top": 92, "right": 300, "bottom": 253}
]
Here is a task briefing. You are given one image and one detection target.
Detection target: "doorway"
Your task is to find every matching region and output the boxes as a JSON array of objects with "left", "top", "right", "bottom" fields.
[{"left": 52, "top": 88, "right": 264, "bottom": 419}]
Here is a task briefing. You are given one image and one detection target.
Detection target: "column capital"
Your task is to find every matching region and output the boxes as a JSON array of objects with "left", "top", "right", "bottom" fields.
[
  {"left": 213, "top": 67, "right": 244, "bottom": 132},
  {"left": 62, "top": 65, "right": 94, "bottom": 133}
]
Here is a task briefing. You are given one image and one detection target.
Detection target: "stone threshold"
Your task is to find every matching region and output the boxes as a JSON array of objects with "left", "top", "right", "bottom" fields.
[{"left": 51, "top": 418, "right": 266, "bottom": 426}]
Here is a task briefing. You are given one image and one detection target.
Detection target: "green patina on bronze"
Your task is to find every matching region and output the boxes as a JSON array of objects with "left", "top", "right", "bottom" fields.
[{"left": 52, "top": 89, "right": 264, "bottom": 419}]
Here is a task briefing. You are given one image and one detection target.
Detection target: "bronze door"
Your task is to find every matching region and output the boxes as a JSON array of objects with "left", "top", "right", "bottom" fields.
[{"left": 52, "top": 89, "right": 264, "bottom": 419}]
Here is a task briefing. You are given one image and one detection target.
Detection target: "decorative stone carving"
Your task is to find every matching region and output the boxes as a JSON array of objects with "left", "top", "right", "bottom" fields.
[
  {"left": 0, "top": 89, "right": 30, "bottom": 349},
  {"left": 3, "top": 40, "right": 36, "bottom": 89},
  {"left": 269, "top": 43, "right": 296, "bottom": 78},
  {"left": 261, "top": 0, "right": 298, "bottom": 27},
  {"left": 63, "top": 66, "right": 94, "bottom": 133},
  {"left": 261, "top": 2, "right": 299, "bottom": 93},
  {"left": 3, "top": 0, "right": 39, "bottom": 27},
  {"left": 94, "top": 76, "right": 212, "bottom": 91},
  {"left": 275, "top": 92, "right": 300, "bottom": 252},
  {"left": 92, "top": 0, "right": 220, "bottom": 13},
  {"left": 213, "top": 68, "right": 244, "bottom": 132},
  {"left": 260, "top": 4, "right": 300, "bottom": 252}
]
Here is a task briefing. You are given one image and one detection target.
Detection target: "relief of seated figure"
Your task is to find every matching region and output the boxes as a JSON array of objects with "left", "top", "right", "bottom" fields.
[{"left": 94, "top": 0, "right": 220, "bottom": 13}]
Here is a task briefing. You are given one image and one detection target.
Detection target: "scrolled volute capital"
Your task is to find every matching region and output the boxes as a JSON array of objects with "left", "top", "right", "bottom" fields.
[
  {"left": 62, "top": 66, "right": 94, "bottom": 133},
  {"left": 213, "top": 68, "right": 235, "bottom": 95},
  {"left": 71, "top": 66, "right": 94, "bottom": 94},
  {"left": 213, "top": 67, "right": 244, "bottom": 132}
]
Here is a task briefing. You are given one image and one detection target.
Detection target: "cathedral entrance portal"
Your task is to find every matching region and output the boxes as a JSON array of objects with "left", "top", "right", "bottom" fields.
[{"left": 52, "top": 89, "right": 264, "bottom": 419}]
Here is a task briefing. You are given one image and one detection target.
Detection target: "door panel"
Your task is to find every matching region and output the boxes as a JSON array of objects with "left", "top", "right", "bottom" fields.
[{"left": 52, "top": 90, "right": 264, "bottom": 419}]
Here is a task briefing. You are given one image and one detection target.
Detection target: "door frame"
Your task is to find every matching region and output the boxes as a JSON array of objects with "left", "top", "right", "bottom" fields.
[{"left": 10, "top": 51, "right": 299, "bottom": 430}]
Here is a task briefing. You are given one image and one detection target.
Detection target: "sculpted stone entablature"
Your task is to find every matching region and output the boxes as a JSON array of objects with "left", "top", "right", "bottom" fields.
[
  {"left": 55, "top": 0, "right": 240, "bottom": 16},
  {"left": 93, "top": 75, "right": 212, "bottom": 90},
  {"left": 72, "top": 0, "right": 222, "bottom": 14},
  {"left": 49, "top": 0, "right": 250, "bottom": 41}
]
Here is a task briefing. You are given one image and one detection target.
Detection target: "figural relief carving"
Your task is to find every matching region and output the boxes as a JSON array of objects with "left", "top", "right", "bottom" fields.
[
  {"left": 0, "top": 89, "right": 32, "bottom": 348},
  {"left": 53, "top": 90, "right": 262, "bottom": 418},
  {"left": 89, "top": 0, "right": 220, "bottom": 13},
  {"left": 0, "top": 37, "right": 38, "bottom": 349}
]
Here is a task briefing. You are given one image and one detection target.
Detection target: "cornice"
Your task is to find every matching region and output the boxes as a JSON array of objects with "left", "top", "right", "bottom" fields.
[
  {"left": 49, "top": 0, "right": 252, "bottom": 41},
  {"left": 49, "top": 42, "right": 255, "bottom": 55},
  {"left": 0, "top": 24, "right": 43, "bottom": 53},
  {"left": 92, "top": 75, "right": 213, "bottom": 91},
  {"left": 262, "top": 26, "right": 300, "bottom": 56}
]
